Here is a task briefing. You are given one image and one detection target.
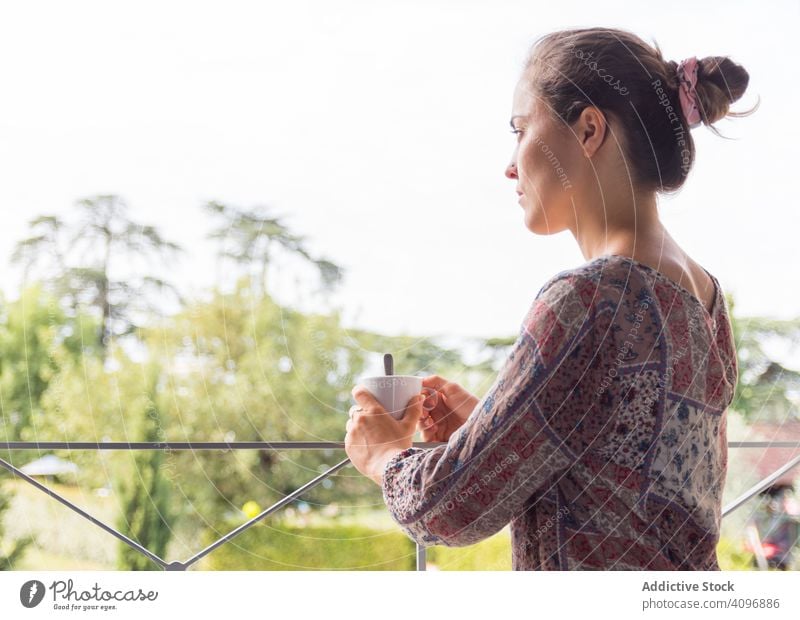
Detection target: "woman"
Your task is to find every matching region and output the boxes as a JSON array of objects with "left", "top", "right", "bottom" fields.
[{"left": 345, "top": 27, "right": 753, "bottom": 570}]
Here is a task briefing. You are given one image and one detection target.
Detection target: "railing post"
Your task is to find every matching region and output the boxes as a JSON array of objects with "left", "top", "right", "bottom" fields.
[{"left": 416, "top": 542, "right": 426, "bottom": 571}]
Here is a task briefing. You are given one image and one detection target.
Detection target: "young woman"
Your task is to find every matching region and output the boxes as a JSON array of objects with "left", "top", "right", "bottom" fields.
[{"left": 345, "top": 27, "right": 754, "bottom": 570}]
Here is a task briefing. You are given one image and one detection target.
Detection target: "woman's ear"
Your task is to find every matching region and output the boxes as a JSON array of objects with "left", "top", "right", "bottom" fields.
[{"left": 576, "top": 106, "right": 610, "bottom": 158}]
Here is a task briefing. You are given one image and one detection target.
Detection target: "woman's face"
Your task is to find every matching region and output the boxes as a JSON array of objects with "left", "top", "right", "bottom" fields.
[{"left": 505, "top": 77, "right": 584, "bottom": 235}]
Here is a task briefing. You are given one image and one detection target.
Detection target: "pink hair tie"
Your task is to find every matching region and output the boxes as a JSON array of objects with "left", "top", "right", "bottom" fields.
[{"left": 677, "top": 57, "right": 702, "bottom": 129}]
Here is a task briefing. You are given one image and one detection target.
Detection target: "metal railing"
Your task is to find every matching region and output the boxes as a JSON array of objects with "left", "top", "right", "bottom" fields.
[{"left": 1, "top": 440, "right": 799, "bottom": 570}]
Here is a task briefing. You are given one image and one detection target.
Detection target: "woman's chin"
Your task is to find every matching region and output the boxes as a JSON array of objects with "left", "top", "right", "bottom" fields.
[{"left": 523, "top": 208, "right": 557, "bottom": 235}]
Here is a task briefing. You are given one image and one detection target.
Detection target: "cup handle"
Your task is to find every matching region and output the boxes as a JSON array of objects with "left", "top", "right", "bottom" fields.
[{"left": 420, "top": 386, "right": 438, "bottom": 411}]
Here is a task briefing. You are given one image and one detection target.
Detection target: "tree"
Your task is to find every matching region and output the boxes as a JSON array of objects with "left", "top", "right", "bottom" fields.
[
  {"left": 0, "top": 285, "right": 94, "bottom": 446},
  {"left": 727, "top": 293, "right": 800, "bottom": 422},
  {"left": 135, "top": 278, "right": 488, "bottom": 527},
  {"left": 11, "top": 195, "right": 183, "bottom": 355},
  {"left": 203, "top": 201, "right": 344, "bottom": 298},
  {"left": 10, "top": 215, "right": 68, "bottom": 284},
  {"left": 115, "top": 364, "right": 174, "bottom": 570}
]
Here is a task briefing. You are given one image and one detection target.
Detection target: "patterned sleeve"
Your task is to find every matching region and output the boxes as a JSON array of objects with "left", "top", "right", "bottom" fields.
[{"left": 381, "top": 272, "right": 600, "bottom": 547}]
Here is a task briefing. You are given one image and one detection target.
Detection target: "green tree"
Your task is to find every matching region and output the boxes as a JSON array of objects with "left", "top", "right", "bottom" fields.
[
  {"left": 0, "top": 285, "right": 63, "bottom": 443},
  {"left": 0, "top": 284, "right": 93, "bottom": 571},
  {"left": 10, "top": 215, "right": 68, "bottom": 284},
  {"left": 0, "top": 285, "right": 94, "bottom": 447},
  {"left": 137, "top": 278, "right": 486, "bottom": 530},
  {"left": 115, "top": 364, "right": 174, "bottom": 570},
  {"left": 11, "top": 195, "right": 183, "bottom": 354},
  {"left": 204, "top": 201, "right": 344, "bottom": 298},
  {"left": 727, "top": 293, "right": 800, "bottom": 422}
]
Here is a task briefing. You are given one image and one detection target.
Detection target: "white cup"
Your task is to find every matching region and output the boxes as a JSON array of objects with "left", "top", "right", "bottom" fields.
[{"left": 358, "top": 375, "right": 438, "bottom": 420}]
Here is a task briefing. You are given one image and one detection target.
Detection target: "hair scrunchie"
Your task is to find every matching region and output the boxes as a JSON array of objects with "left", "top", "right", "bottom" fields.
[{"left": 677, "top": 57, "right": 702, "bottom": 129}]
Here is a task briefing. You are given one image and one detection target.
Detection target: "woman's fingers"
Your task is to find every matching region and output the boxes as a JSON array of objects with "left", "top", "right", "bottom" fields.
[
  {"left": 421, "top": 392, "right": 438, "bottom": 410},
  {"left": 421, "top": 375, "right": 450, "bottom": 393},
  {"left": 417, "top": 412, "right": 432, "bottom": 433},
  {"left": 418, "top": 412, "right": 440, "bottom": 441},
  {"left": 422, "top": 420, "right": 445, "bottom": 442}
]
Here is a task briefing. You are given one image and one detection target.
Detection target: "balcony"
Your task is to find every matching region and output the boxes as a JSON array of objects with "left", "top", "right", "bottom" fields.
[{"left": 2, "top": 439, "right": 799, "bottom": 570}]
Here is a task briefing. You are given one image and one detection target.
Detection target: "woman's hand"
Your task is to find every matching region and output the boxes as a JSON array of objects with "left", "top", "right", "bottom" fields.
[
  {"left": 417, "top": 375, "right": 479, "bottom": 442},
  {"left": 345, "top": 386, "right": 423, "bottom": 486}
]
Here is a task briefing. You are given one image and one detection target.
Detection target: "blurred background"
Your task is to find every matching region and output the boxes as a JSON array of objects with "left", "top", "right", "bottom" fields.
[{"left": 0, "top": 0, "right": 797, "bottom": 570}]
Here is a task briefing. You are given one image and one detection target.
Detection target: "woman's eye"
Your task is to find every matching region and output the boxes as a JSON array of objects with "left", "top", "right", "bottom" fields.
[{"left": 509, "top": 129, "right": 523, "bottom": 138}]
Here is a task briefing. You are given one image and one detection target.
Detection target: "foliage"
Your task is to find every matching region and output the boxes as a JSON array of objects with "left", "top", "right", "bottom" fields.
[
  {"left": 0, "top": 285, "right": 65, "bottom": 443},
  {"left": 115, "top": 364, "right": 175, "bottom": 570},
  {"left": 202, "top": 520, "right": 416, "bottom": 570},
  {"left": 0, "top": 481, "right": 34, "bottom": 570},
  {"left": 426, "top": 529, "right": 512, "bottom": 570},
  {"left": 11, "top": 195, "right": 183, "bottom": 352},
  {"left": 203, "top": 201, "right": 344, "bottom": 297},
  {"left": 727, "top": 293, "right": 800, "bottom": 422},
  {"left": 138, "top": 279, "right": 484, "bottom": 530},
  {"left": 717, "top": 536, "right": 759, "bottom": 571}
]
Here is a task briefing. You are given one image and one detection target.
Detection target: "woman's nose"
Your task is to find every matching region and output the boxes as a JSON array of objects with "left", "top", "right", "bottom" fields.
[{"left": 505, "top": 161, "right": 518, "bottom": 179}]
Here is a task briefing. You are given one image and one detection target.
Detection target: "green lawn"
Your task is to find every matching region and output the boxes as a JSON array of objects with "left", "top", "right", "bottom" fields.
[{"left": 3, "top": 479, "right": 116, "bottom": 570}]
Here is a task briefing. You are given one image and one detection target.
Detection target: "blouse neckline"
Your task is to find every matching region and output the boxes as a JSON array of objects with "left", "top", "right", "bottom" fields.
[{"left": 594, "top": 254, "right": 721, "bottom": 323}]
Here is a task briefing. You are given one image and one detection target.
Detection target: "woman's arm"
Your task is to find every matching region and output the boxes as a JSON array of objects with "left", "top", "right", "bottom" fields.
[{"left": 381, "top": 273, "right": 602, "bottom": 547}]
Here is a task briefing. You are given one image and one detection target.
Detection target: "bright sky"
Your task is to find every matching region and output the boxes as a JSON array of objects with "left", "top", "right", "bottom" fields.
[{"left": 1, "top": 0, "right": 798, "bottom": 345}]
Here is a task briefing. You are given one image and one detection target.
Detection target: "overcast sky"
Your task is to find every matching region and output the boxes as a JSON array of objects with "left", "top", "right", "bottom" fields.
[{"left": 1, "top": 0, "right": 797, "bottom": 349}]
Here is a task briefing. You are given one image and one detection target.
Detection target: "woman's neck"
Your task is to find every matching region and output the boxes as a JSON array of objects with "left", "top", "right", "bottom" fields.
[{"left": 571, "top": 194, "right": 667, "bottom": 262}]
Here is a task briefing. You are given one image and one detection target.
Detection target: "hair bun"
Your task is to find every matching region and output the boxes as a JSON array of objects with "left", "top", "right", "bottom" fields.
[{"left": 692, "top": 56, "right": 758, "bottom": 127}]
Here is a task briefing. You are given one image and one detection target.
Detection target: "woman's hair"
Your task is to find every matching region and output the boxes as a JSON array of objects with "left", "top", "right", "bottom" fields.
[{"left": 522, "top": 27, "right": 759, "bottom": 193}]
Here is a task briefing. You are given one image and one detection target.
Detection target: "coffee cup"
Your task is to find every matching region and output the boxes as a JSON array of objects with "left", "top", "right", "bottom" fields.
[{"left": 358, "top": 375, "right": 438, "bottom": 420}]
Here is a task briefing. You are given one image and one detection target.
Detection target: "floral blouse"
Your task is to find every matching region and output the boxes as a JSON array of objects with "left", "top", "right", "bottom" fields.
[{"left": 382, "top": 254, "right": 738, "bottom": 570}]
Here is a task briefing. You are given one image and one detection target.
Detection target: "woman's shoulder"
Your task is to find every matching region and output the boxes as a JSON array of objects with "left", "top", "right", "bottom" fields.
[
  {"left": 523, "top": 258, "right": 631, "bottom": 366},
  {"left": 535, "top": 255, "right": 637, "bottom": 309},
  {"left": 524, "top": 257, "right": 661, "bottom": 371},
  {"left": 524, "top": 259, "right": 614, "bottom": 340}
]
